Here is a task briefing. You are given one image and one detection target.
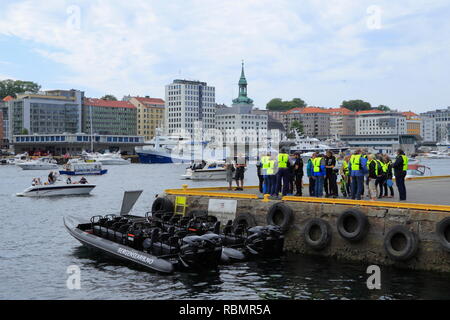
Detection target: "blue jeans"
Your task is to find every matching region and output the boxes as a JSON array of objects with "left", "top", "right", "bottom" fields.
[
  {"left": 263, "top": 174, "right": 269, "bottom": 194},
  {"left": 314, "top": 176, "right": 324, "bottom": 197},
  {"left": 351, "top": 175, "right": 364, "bottom": 200}
]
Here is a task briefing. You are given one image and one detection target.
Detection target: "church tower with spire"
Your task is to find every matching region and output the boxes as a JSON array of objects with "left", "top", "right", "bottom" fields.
[{"left": 232, "top": 61, "right": 254, "bottom": 113}]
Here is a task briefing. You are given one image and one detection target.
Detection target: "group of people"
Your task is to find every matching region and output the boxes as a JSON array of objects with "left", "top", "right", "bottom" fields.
[
  {"left": 257, "top": 149, "right": 304, "bottom": 198},
  {"left": 225, "top": 155, "right": 247, "bottom": 191},
  {"left": 31, "top": 173, "right": 89, "bottom": 186},
  {"left": 256, "top": 148, "right": 409, "bottom": 202}
]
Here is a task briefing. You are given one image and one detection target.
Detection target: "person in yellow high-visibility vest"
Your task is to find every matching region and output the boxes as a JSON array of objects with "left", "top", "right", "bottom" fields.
[
  {"left": 393, "top": 149, "right": 408, "bottom": 201},
  {"left": 261, "top": 152, "right": 271, "bottom": 194},
  {"left": 266, "top": 154, "right": 277, "bottom": 197},
  {"left": 276, "top": 148, "right": 291, "bottom": 197}
]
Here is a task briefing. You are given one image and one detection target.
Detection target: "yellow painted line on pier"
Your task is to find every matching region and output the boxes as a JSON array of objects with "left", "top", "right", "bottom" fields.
[
  {"left": 405, "top": 175, "right": 450, "bottom": 181},
  {"left": 282, "top": 196, "right": 450, "bottom": 212},
  {"left": 165, "top": 189, "right": 259, "bottom": 199}
]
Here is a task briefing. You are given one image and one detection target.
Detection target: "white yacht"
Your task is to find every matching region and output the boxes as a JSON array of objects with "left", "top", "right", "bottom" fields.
[
  {"left": 83, "top": 151, "right": 131, "bottom": 165},
  {"left": 16, "top": 157, "right": 58, "bottom": 170},
  {"left": 136, "top": 132, "right": 229, "bottom": 164},
  {"left": 181, "top": 160, "right": 227, "bottom": 180}
]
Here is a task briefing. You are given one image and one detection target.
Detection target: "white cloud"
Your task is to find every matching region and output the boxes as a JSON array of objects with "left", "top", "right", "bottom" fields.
[{"left": 0, "top": 0, "right": 449, "bottom": 111}]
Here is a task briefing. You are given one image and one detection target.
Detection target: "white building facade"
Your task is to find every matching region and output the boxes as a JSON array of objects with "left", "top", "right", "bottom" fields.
[
  {"left": 421, "top": 107, "right": 450, "bottom": 143},
  {"left": 356, "top": 112, "right": 407, "bottom": 136},
  {"left": 165, "top": 79, "right": 216, "bottom": 134},
  {"left": 421, "top": 117, "right": 437, "bottom": 143}
]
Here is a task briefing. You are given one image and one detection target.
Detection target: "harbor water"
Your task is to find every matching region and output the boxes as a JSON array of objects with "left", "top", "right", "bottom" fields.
[{"left": 1, "top": 159, "right": 450, "bottom": 300}]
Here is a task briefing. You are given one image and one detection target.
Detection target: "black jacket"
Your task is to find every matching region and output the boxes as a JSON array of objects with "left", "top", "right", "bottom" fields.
[{"left": 393, "top": 155, "right": 405, "bottom": 176}]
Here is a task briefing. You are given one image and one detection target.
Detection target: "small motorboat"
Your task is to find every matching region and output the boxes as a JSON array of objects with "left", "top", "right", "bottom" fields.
[
  {"left": 16, "top": 157, "right": 58, "bottom": 170},
  {"left": 65, "top": 214, "right": 223, "bottom": 273},
  {"left": 406, "top": 163, "right": 432, "bottom": 179},
  {"left": 60, "top": 159, "right": 107, "bottom": 175},
  {"left": 64, "top": 191, "right": 223, "bottom": 273},
  {"left": 181, "top": 160, "right": 227, "bottom": 180},
  {"left": 17, "top": 182, "right": 96, "bottom": 197}
]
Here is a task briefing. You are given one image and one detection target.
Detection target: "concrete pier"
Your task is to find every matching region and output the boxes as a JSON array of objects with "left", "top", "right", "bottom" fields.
[{"left": 163, "top": 176, "right": 450, "bottom": 273}]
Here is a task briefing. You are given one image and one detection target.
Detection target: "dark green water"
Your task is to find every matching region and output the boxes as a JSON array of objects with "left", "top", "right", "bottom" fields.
[{"left": 1, "top": 161, "right": 449, "bottom": 300}]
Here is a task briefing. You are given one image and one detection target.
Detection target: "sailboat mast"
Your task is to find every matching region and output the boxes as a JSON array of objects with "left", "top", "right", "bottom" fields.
[{"left": 90, "top": 105, "right": 94, "bottom": 152}]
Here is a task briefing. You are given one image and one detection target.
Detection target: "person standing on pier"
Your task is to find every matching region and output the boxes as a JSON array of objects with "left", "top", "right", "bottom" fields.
[
  {"left": 381, "top": 154, "right": 394, "bottom": 198},
  {"left": 393, "top": 149, "right": 408, "bottom": 201},
  {"left": 293, "top": 152, "right": 304, "bottom": 196},
  {"left": 235, "top": 154, "right": 246, "bottom": 191},
  {"left": 260, "top": 152, "right": 271, "bottom": 194},
  {"left": 312, "top": 153, "right": 326, "bottom": 197},
  {"left": 225, "top": 158, "right": 235, "bottom": 191},
  {"left": 306, "top": 153, "right": 317, "bottom": 197},
  {"left": 349, "top": 149, "right": 367, "bottom": 200},
  {"left": 324, "top": 150, "right": 338, "bottom": 198},
  {"left": 367, "top": 154, "right": 381, "bottom": 201},
  {"left": 276, "top": 148, "right": 291, "bottom": 197}
]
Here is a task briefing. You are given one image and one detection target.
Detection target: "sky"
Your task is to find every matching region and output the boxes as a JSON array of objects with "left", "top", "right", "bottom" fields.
[{"left": 0, "top": 0, "right": 449, "bottom": 113}]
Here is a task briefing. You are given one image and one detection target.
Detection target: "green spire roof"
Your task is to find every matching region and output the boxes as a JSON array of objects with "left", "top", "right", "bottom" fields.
[
  {"left": 239, "top": 61, "right": 247, "bottom": 86},
  {"left": 233, "top": 60, "right": 253, "bottom": 105}
]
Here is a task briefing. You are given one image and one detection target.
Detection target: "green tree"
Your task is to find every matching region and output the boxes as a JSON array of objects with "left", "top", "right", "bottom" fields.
[
  {"left": 0, "top": 79, "right": 41, "bottom": 100},
  {"left": 341, "top": 100, "right": 372, "bottom": 112},
  {"left": 290, "top": 120, "right": 303, "bottom": 133},
  {"left": 267, "top": 98, "right": 307, "bottom": 111},
  {"left": 101, "top": 94, "right": 117, "bottom": 101},
  {"left": 20, "top": 128, "right": 29, "bottom": 135},
  {"left": 376, "top": 105, "right": 391, "bottom": 111}
]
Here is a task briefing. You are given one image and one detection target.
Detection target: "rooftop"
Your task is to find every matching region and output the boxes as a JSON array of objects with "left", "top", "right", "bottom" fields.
[
  {"left": 134, "top": 97, "right": 165, "bottom": 106},
  {"left": 83, "top": 98, "right": 136, "bottom": 109}
]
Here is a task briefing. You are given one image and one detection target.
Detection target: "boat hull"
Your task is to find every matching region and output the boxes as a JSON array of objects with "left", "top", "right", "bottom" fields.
[
  {"left": 182, "top": 169, "right": 227, "bottom": 180},
  {"left": 63, "top": 216, "right": 174, "bottom": 274},
  {"left": 59, "top": 169, "right": 108, "bottom": 176},
  {"left": 17, "top": 184, "right": 96, "bottom": 197},
  {"left": 137, "top": 152, "right": 191, "bottom": 164},
  {"left": 97, "top": 159, "right": 130, "bottom": 165},
  {"left": 16, "top": 164, "right": 58, "bottom": 170}
]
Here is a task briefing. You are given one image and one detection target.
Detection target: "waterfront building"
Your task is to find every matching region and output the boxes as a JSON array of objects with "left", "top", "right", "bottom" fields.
[
  {"left": 12, "top": 133, "right": 144, "bottom": 155},
  {"left": 421, "top": 116, "right": 437, "bottom": 143},
  {"left": 340, "top": 134, "right": 417, "bottom": 155},
  {"left": 326, "top": 107, "right": 356, "bottom": 137},
  {"left": 6, "top": 90, "right": 83, "bottom": 138},
  {"left": 283, "top": 107, "right": 330, "bottom": 138},
  {"left": 402, "top": 111, "right": 423, "bottom": 137},
  {"left": 128, "top": 96, "right": 164, "bottom": 141},
  {"left": 420, "top": 107, "right": 450, "bottom": 143},
  {"left": 165, "top": 79, "right": 216, "bottom": 134},
  {"left": 215, "top": 63, "right": 268, "bottom": 144},
  {"left": 355, "top": 110, "right": 406, "bottom": 136},
  {"left": 82, "top": 98, "right": 137, "bottom": 136}
]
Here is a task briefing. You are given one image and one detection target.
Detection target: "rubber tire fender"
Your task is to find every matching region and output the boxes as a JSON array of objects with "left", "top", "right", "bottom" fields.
[
  {"left": 436, "top": 217, "right": 450, "bottom": 252},
  {"left": 151, "top": 197, "right": 174, "bottom": 214},
  {"left": 266, "top": 202, "right": 294, "bottom": 233},
  {"left": 337, "top": 209, "right": 370, "bottom": 242},
  {"left": 232, "top": 212, "right": 257, "bottom": 232},
  {"left": 384, "top": 225, "right": 419, "bottom": 262},
  {"left": 303, "top": 218, "right": 332, "bottom": 251}
]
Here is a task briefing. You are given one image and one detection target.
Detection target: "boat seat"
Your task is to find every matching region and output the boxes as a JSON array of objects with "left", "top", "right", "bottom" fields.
[
  {"left": 176, "top": 231, "right": 188, "bottom": 238},
  {"left": 167, "top": 226, "right": 175, "bottom": 235},
  {"left": 223, "top": 225, "right": 233, "bottom": 235}
]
